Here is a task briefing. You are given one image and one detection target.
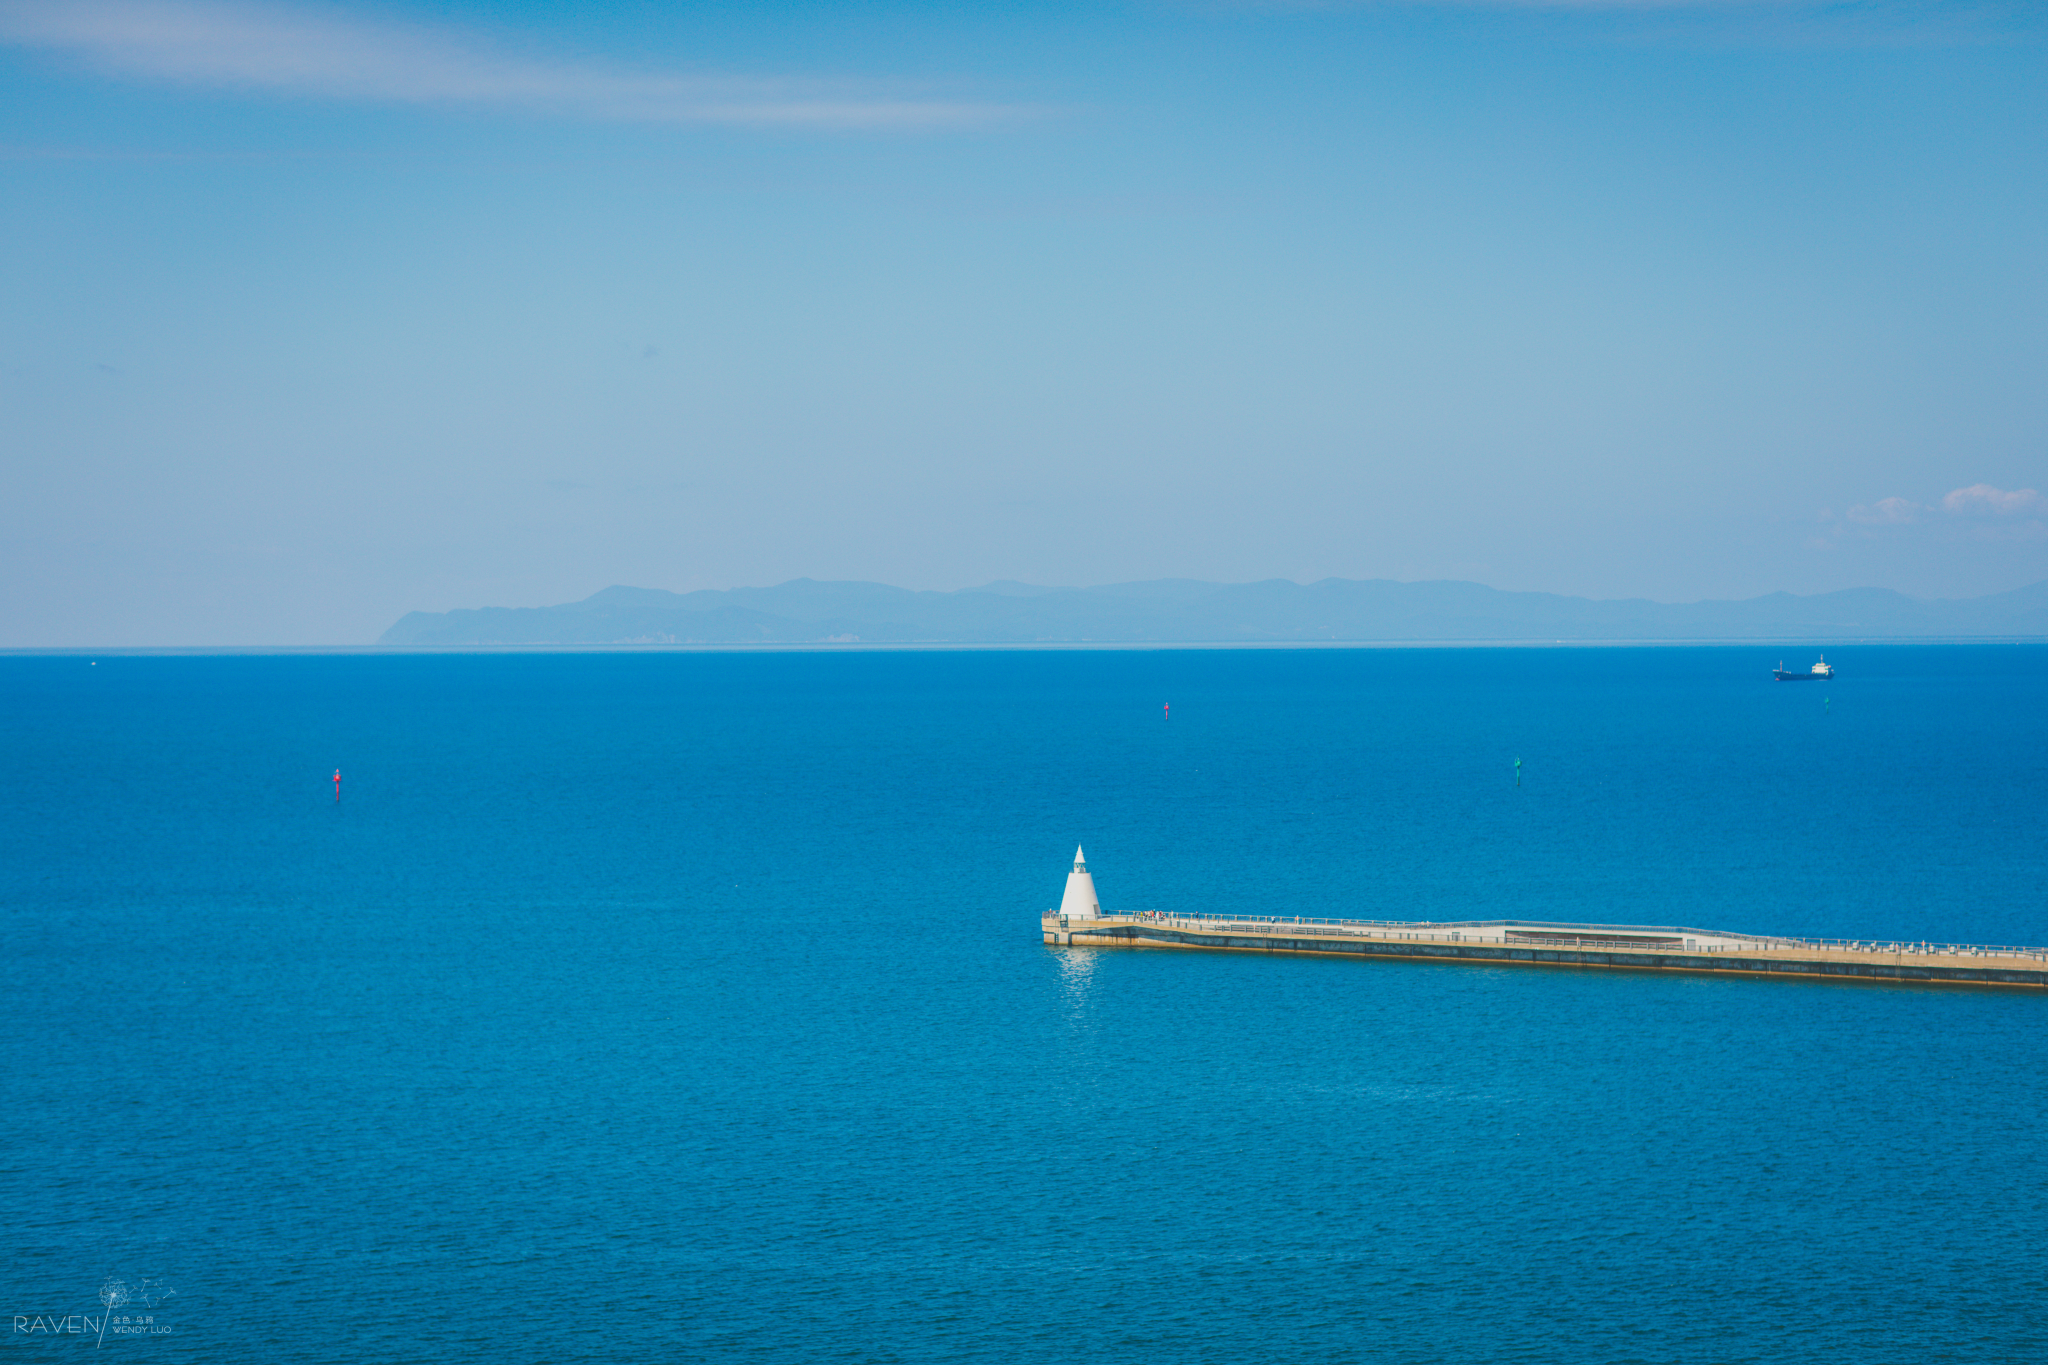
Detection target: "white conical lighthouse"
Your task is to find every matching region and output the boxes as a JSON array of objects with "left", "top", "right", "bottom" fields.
[{"left": 1057, "top": 845, "right": 1102, "bottom": 920}]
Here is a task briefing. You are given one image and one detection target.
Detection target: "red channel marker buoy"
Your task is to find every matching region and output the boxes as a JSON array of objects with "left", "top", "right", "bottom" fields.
[
  {"left": 1164, "top": 703, "right": 1170, "bottom": 720},
  {"left": 334, "top": 769, "right": 341, "bottom": 802}
]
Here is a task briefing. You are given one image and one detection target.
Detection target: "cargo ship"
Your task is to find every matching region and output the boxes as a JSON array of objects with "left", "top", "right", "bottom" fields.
[{"left": 1775, "top": 656, "right": 1834, "bottom": 681}]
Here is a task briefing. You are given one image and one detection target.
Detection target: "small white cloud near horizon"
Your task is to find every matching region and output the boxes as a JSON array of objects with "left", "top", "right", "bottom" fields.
[
  {"left": 1846, "top": 496, "right": 1921, "bottom": 526},
  {"left": 0, "top": 0, "right": 1017, "bottom": 129},
  {"left": 1942, "top": 484, "right": 2044, "bottom": 518},
  {"left": 1832, "top": 484, "right": 2045, "bottom": 541}
]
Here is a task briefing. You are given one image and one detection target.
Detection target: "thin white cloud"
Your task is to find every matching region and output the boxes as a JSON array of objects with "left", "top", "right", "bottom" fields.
[
  {"left": 0, "top": 0, "right": 1015, "bottom": 129},
  {"left": 1436, "top": 1, "right": 1796, "bottom": 7},
  {"left": 1202, "top": 0, "right": 2029, "bottom": 51},
  {"left": 1942, "top": 484, "right": 2044, "bottom": 518},
  {"left": 1832, "top": 485, "right": 2045, "bottom": 539},
  {"left": 1845, "top": 496, "right": 1920, "bottom": 526},
  {"left": 1199, "top": 0, "right": 1892, "bottom": 10}
]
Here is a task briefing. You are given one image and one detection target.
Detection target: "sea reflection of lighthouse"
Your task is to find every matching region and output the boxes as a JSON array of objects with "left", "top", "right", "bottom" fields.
[{"left": 1058, "top": 845, "right": 1101, "bottom": 921}]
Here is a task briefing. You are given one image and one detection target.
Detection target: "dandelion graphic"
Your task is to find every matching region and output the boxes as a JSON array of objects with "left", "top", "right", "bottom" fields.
[{"left": 96, "top": 1280, "right": 130, "bottom": 1348}]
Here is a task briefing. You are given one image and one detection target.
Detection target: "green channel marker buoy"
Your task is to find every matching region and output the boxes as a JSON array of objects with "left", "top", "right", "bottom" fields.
[
  {"left": 1515, "top": 757, "right": 1522, "bottom": 788},
  {"left": 1825, "top": 696, "right": 1831, "bottom": 714}
]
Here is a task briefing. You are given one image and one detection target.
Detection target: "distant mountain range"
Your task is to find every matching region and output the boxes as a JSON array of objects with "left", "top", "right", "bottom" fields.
[{"left": 379, "top": 577, "right": 2048, "bottom": 645}]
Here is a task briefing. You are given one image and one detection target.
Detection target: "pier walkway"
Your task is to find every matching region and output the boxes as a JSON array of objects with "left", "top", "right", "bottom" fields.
[{"left": 1041, "top": 913, "right": 2048, "bottom": 990}]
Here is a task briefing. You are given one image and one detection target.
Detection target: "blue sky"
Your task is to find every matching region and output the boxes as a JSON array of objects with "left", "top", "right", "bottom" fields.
[{"left": 2, "top": 0, "right": 2044, "bottom": 645}]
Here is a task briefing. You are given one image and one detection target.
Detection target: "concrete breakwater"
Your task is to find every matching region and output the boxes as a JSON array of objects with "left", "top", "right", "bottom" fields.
[{"left": 1040, "top": 914, "right": 2048, "bottom": 990}]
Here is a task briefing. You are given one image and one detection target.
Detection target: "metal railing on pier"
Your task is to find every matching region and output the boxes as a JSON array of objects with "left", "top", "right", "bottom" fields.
[{"left": 1043, "top": 911, "right": 2048, "bottom": 963}]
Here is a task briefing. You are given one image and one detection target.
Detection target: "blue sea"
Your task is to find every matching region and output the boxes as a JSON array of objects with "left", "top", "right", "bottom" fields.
[{"left": 3, "top": 645, "right": 2045, "bottom": 1363}]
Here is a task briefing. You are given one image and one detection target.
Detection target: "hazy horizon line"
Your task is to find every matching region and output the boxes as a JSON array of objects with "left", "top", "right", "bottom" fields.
[
  {"left": 14, "top": 638, "right": 2048, "bottom": 658},
  {"left": 467, "top": 571, "right": 2048, "bottom": 609}
]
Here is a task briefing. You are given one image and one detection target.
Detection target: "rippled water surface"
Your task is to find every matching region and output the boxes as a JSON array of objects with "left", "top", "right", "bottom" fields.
[{"left": 3, "top": 646, "right": 2045, "bottom": 1362}]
